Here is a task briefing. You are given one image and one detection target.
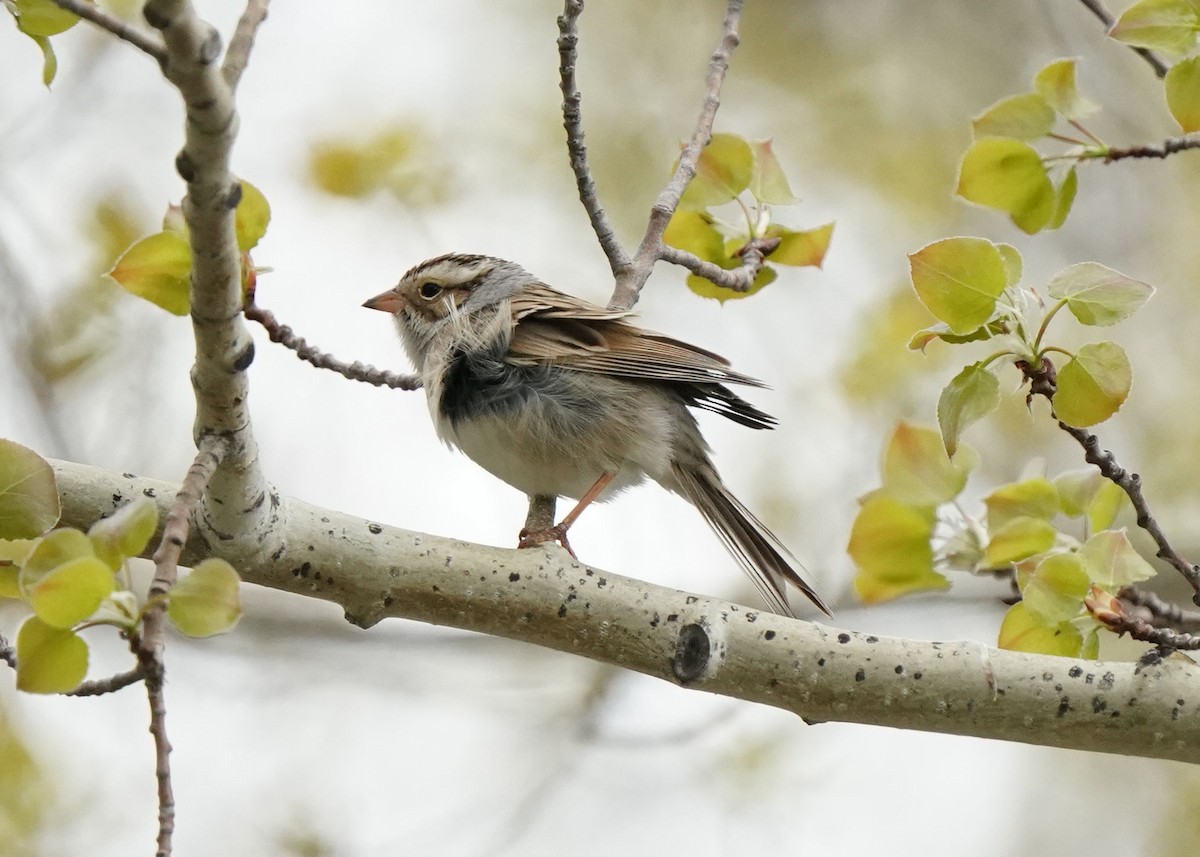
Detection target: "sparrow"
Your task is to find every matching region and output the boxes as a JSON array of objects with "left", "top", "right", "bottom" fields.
[{"left": 363, "top": 253, "right": 829, "bottom": 617}]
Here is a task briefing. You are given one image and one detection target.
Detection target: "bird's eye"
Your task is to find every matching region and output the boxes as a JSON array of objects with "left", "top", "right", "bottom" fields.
[{"left": 418, "top": 282, "right": 442, "bottom": 300}]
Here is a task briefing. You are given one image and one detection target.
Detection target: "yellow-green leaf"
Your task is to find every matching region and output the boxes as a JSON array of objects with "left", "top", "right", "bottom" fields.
[
  {"left": 998, "top": 601, "right": 1087, "bottom": 657},
  {"left": 88, "top": 497, "right": 159, "bottom": 572},
  {"left": 997, "top": 243, "right": 1023, "bottom": 287},
  {"left": 13, "top": 0, "right": 79, "bottom": 36},
  {"left": 663, "top": 210, "right": 726, "bottom": 262},
  {"left": 1047, "top": 166, "right": 1078, "bottom": 231},
  {"left": 25, "top": 556, "right": 114, "bottom": 629},
  {"left": 748, "top": 139, "right": 800, "bottom": 204},
  {"left": 1022, "top": 553, "right": 1089, "bottom": 623},
  {"left": 766, "top": 222, "right": 834, "bottom": 268},
  {"left": 1110, "top": 0, "right": 1200, "bottom": 56},
  {"left": 985, "top": 478, "right": 1060, "bottom": 530},
  {"left": 234, "top": 180, "right": 271, "bottom": 252},
  {"left": 0, "top": 565, "right": 20, "bottom": 599},
  {"left": 15, "top": 617, "right": 88, "bottom": 694},
  {"left": 678, "top": 133, "right": 754, "bottom": 210},
  {"left": 168, "top": 558, "right": 242, "bottom": 638},
  {"left": 971, "top": 92, "right": 1056, "bottom": 141},
  {"left": 685, "top": 265, "right": 776, "bottom": 303},
  {"left": 1166, "top": 55, "right": 1200, "bottom": 132},
  {"left": 848, "top": 494, "right": 947, "bottom": 603},
  {"left": 908, "top": 320, "right": 1009, "bottom": 352},
  {"left": 1054, "top": 341, "right": 1132, "bottom": 427},
  {"left": 107, "top": 231, "right": 193, "bottom": 316},
  {"left": 20, "top": 528, "right": 93, "bottom": 582},
  {"left": 957, "top": 138, "right": 1055, "bottom": 234},
  {"left": 985, "top": 516, "right": 1058, "bottom": 565},
  {"left": 908, "top": 237, "right": 1008, "bottom": 333},
  {"left": 882, "top": 421, "right": 973, "bottom": 506},
  {"left": 937, "top": 362, "right": 1001, "bottom": 456},
  {"left": 1079, "top": 529, "right": 1157, "bottom": 587},
  {"left": 1033, "top": 58, "right": 1095, "bottom": 120},
  {"left": 0, "top": 439, "right": 60, "bottom": 539},
  {"left": 1046, "top": 262, "right": 1154, "bottom": 326}
]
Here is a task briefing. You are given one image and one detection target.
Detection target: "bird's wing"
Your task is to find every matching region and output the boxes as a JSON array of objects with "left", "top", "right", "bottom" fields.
[{"left": 507, "top": 283, "right": 767, "bottom": 389}]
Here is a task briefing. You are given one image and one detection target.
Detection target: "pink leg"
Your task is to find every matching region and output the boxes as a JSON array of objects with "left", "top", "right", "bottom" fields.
[{"left": 518, "top": 472, "right": 616, "bottom": 557}]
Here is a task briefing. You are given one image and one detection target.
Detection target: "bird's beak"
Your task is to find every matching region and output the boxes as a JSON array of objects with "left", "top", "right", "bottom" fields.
[{"left": 362, "top": 289, "right": 406, "bottom": 313}]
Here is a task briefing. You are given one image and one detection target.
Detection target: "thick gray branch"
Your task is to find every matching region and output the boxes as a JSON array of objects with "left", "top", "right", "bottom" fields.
[{"left": 53, "top": 459, "right": 1200, "bottom": 765}]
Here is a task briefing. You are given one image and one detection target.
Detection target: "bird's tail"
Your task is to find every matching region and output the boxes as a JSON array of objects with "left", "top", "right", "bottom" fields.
[{"left": 673, "top": 463, "right": 831, "bottom": 618}]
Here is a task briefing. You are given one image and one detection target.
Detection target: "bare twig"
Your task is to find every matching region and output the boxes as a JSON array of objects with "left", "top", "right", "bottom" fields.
[
  {"left": 49, "top": 0, "right": 168, "bottom": 63},
  {"left": 1103, "top": 137, "right": 1200, "bottom": 161},
  {"left": 69, "top": 665, "right": 147, "bottom": 697},
  {"left": 135, "top": 435, "right": 226, "bottom": 857},
  {"left": 1120, "top": 586, "right": 1200, "bottom": 633},
  {"left": 658, "top": 235, "right": 779, "bottom": 292},
  {"left": 608, "top": 0, "right": 745, "bottom": 310},
  {"left": 244, "top": 303, "right": 422, "bottom": 390},
  {"left": 1075, "top": 0, "right": 1170, "bottom": 78},
  {"left": 221, "top": 0, "right": 271, "bottom": 91},
  {"left": 0, "top": 632, "right": 14, "bottom": 670},
  {"left": 1089, "top": 587, "right": 1200, "bottom": 649},
  {"left": 557, "top": 0, "right": 630, "bottom": 279}
]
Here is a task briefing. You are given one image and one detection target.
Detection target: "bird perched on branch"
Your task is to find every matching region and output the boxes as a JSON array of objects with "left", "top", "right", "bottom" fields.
[{"left": 363, "top": 253, "right": 829, "bottom": 617}]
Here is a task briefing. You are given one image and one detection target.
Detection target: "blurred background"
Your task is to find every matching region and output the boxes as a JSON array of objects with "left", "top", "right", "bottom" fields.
[{"left": 3, "top": 0, "right": 1199, "bottom": 854}]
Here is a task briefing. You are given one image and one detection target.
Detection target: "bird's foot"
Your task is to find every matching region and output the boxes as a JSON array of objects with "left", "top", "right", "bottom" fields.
[{"left": 517, "top": 524, "right": 577, "bottom": 558}]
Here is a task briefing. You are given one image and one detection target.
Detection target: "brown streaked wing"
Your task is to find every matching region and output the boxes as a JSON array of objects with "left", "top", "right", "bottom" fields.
[{"left": 507, "top": 284, "right": 767, "bottom": 389}]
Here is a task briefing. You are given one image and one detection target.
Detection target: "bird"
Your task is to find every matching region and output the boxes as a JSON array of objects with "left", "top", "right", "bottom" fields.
[{"left": 362, "top": 253, "right": 829, "bottom": 617}]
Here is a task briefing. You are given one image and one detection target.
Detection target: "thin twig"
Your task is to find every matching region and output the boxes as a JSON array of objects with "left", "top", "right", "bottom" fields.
[
  {"left": 658, "top": 236, "right": 779, "bottom": 292},
  {"left": 221, "top": 0, "right": 271, "bottom": 91},
  {"left": 136, "top": 436, "right": 226, "bottom": 857},
  {"left": 1075, "top": 0, "right": 1170, "bottom": 78},
  {"left": 557, "top": 0, "right": 629, "bottom": 279},
  {"left": 70, "top": 666, "right": 146, "bottom": 696},
  {"left": 1020, "top": 357, "right": 1200, "bottom": 603},
  {"left": 49, "top": 0, "right": 167, "bottom": 64},
  {"left": 1120, "top": 586, "right": 1200, "bottom": 633},
  {"left": 608, "top": 0, "right": 745, "bottom": 310},
  {"left": 1088, "top": 587, "right": 1200, "bottom": 649},
  {"left": 0, "top": 632, "right": 14, "bottom": 670},
  {"left": 244, "top": 303, "right": 422, "bottom": 390},
  {"left": 1104, "top": 137, "right": 1200, "bottom": 161}
]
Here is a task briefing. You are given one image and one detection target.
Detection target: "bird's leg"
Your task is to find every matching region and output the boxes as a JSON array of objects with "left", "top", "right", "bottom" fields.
[{"left": 517, "top": 473, "right": 615, "bottom": 557}]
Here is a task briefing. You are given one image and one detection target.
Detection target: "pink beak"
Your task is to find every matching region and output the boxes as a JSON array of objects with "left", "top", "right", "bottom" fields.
[{"left": 362, "top": 289, "right": 406, "bottom": 313}]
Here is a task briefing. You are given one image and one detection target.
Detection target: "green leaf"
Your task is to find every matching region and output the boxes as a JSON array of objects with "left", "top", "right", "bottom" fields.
[
  {"left": 1033, "top": 58, "right": 1096, "bottom": 120},
  {"left": 985, "top": 516, "right": 1058, "bottom": 565},
  {"left": 0, "top": 439, "right": 60, "bottom": 539},
  {"left": 678, "top": 133, "right": 754, "bottom": 210},
  {"left": 1079, "top": 529, "right": 1157, "bottom": 586},
  {"left": 848, "top": 494, "right": 947, "bottom": 603},
  {"left": 0, "top": 565, "right": 20, "bottom": 599},
  {"left": 908, "top": 237, "right": 1008, "bottom": 333},
  {"left": 685, "top": 265, "right": 776, "bottom": 303},
  {"left": 908, "top": 319, "right": 1009, "bottom": 352},
  {"left": 1110, "top": 0, "right": 1200, "bottom": 56},
  {"left": 997, "top": 243, "right": 1023, "bottom": 287},
  {"left": 1022, "top": 553, "right": 1090, "bottom": 623},
  {"left": 748, "top": 139, "right": 800, "bottom": 204},
  {"left": 1046, "top": 262, "right": 1154, "bottom": 326},
  {"left": 1047, "top": 166, "right": 1078, "bottom": 231},
  {"left": 88, "top": 497, "right": 159, "bottom": 571},
  {"left": 971, "top": 93, "right": 1056, "bottom": 141},
  {"left": 881, "top": 421, "right": 973, "bottom": 506},
  {"left": 957, "top": 138, "right": 1055, "bottom": 234},
  {"left": 234, "top": 180, "right": 271, "bottom": 252},
  {"left": 998, "top": 601, "right": 1087, "bottom": 657},
  {"left": 31, "top": 33, "right": 58, "bottom": 86},
  {"left": 1166, "top": 56, "right": 1200, "bottom": 132},
  {"left": 107, "top": 231, "right": 193, "bottom": 316},
  {"left": 765, "top": 222, "right": 834, "bottom": 267},
  {"left": 15, "top": 617, "right": 88, "bottom": 694},
  {"left": 168, "top": 558, "right": 242, "bottom": 638},
  {"left": 663, "top": 210, "right": 726, "bottom": 262},
  {"left": 24, "top": 556, "right": 115, "bottom": 629},
  {"left": 1054, "top": 341, "right": 1132, "bottom": 427},
  {"left": 12, "top": 0, "right": 79, "bottom": 36},
  {"left": 937, "top": 362, "right": 1001, "bottom": 456},
  {"left": 985, "top": 477, "right": 1060, "bottom": 530}
]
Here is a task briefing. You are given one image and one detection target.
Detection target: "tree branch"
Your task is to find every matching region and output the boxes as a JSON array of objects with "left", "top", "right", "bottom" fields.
[
  {"left": 557, "top": 0, "right": 630, "bottom": 280},
  {"left": 221, "top": 0, "right": 271, "bottom": 91},
  {"left": 49, "top": 0, "right": 168, "bottom": 64},
  {"left": 1075, "top": 0, "right": 1170, "bottom": 78},
  {"left": 244, "top": 303, "right": 422, "bottom": 390},
  {"left": 51, "top": 458, "right": 1200, "bottom": 765},
  {"left": 1103, "top": 137, "right": 1200, "bottom": 161}
]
